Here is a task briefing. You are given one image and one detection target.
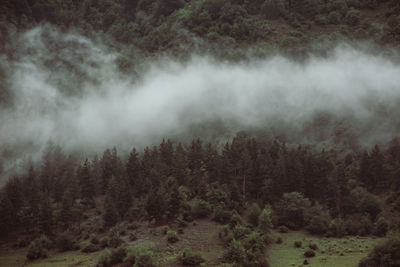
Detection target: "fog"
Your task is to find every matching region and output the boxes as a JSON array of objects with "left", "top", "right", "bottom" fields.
[{"left": 1, "top": 26, "right": 400, "bottom": 177}]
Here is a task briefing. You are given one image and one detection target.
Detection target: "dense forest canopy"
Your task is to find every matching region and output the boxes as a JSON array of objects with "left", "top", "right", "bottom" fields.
[{"left": 1, "top": 0, "right": 400, "bottom": 266}]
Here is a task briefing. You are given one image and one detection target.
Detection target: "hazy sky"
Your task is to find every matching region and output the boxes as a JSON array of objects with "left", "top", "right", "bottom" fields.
[{"left": 1, "top": 26, "right": 400, "bottom": 175}]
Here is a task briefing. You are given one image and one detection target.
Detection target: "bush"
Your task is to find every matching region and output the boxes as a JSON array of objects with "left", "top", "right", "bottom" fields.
[
  {"left": 26, "top": 239, "right": 48, "bottom": 260},
  {"left": 258, "top": 206, "right": 273, "bottom": 235},
  {"left": 179, "top": 247, "right": 205, "bottom": 266},
  {"left": 56, "top": 232, "right": 75, "bottom": 252},
  {"left": 229, "top": 210, "right": 243, "bottom": 228},
  {"left": 279, "top": 225, "right": 289, "bottom": 233},
  {"left": 100, "top": 237, "right": 109, "bottom": 248},
  {"left": 110, "top": 247, "right": 127, "bottom": 265},
  {"left": 309, "top": 244, "right": 318, "bottom": 250},
  {"left": 233, "top": 225, "right": 251, "bottom": 240},
  {"left": 192, "top": 200, "right": 212, "bottom": 218},
  {"left": 166, "top": 230, "right": 179, "bottom": 243},
  {"left": 90, "top": 234, "right": 99, "bottom": 245},
  {"left": 294, "top": 241, "right": 302, "bottom": 248},
  {"left": 214, "top": 206, "right": 232, "bottom": 224},
  {"left": 359, "top": 236, "right": 400, "bottom": 267},
  {"left": 222, "top": 239, "right": 246, "bottom": 264},
  {"left": 81, "top": 242, "right": 100, "bottom": 253},
  {"left": 345, "top": 9, "right": 360, "bottom": 26},
  {"left": 328, "top": 11, "right": 341, "bottom": 24},
  {"left": 98, "top": 249, "right": 112, "bottom": 267},
  {"left": 374, "top": 216, "right": 389, "bottom": 236},
  {"left": 162, "top": 226, "right": 169, "bottom": 235},
  {"left": 108, "top": 227, "right": 123, "bottom": 248},
  {"left": 248, "top": 203, "right": 261, "bottom": 227},
  {"left": 134, "top": 245, "right": 156, "bottom": 267},
  {"left": 304, "top": 250, "right": 316, "bottom": 258}
]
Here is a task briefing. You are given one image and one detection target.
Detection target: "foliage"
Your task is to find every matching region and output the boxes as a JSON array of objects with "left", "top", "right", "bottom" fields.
[
  {"left": 166, "top": 230, "right": 179, "bottom": 243},
  {"left": 248, "top": 203, "right": 261, "bottom": 227},
  {"left": 359, "top": 236, "right": 400, "bottom": 267},
  {"left": 26, "top": 238, "right": 48, "bottom": 260},
  {"left": 192, "top": 200, "right": 212, "bottom": 218},
  {"left": 56, "top": 232, "right": 76, "bottom": 252},
  {"left": 179, "top": 247, "right": 206, "bottom": 266}
]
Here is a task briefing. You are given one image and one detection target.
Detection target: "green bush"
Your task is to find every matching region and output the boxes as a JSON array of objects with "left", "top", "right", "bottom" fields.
[
  {"left": 90, "top": 234, "right": 100, "bottom": 245},
  {"left": 304, "top": 250, "right": 316, "bottom": 258},
  {"left": 214, "top": 206, "right": 232, "bottom": 224},
  {"left": 345, "top": 9, "right": 360, "bottom": 26},
  {"left": 166, "top": 230, "right": 179, "bottom": 243},
  {"left": 81, "top": 242, "right": 100, "bottom": 253},
  {"left": 134, "top": 245, "right": 156, "bottom": 267},
  {"left": 279, "top": 225, "right": 289, "bottom": 233},
  {"left": 108, "top": 227, "right": 123, "bottom": 248},
  {"left": 179, "top": 247, "right": 205, "bottom": 266},
  {"left": 56, "top": 232, "right": 75, "bottom": 252},
  {"left": 258, "top": 207, "right": 273, "bottom": 235},
  {"left": 192, "top": 200, "right": 212, "bottom": 218},
  {"left": 359, "top": 236, "right": 400, "bottom": 267},
  {"left": 374, "top": 216, "right": 389, "bottom": 236},
  {"left": 222, "top": 239, "right": 246, "bottom": 264},
  {"left": 98, "top": 249, "right": 112, "bottom": 267},
  {"left": 229, "top": 210, "right": 243, "bottom": 228},
  {"left": 248, "top": 203, "right": 261, "bottom": 227},
  {"left": 110, "top": 247, "right": 127, "bottom": 265},
  {"left": 294, "top": 241, "right": 302, "bottom": 248},
  {"left": 233, "top": 225, "right": 251, "bottom": 240},
  {"left": 26, "top": 239, "right": 48, "bottom": 260},
  {"left": 328, "top": 11, "right": 341, "bottom": 24},
  {"left": 100, "top": 237, "right": 109, "bottom": 248}
]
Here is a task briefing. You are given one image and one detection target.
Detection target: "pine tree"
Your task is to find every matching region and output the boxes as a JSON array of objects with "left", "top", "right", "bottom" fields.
[
  {"left": 126, "top": 147, "right": 140, "bottom": 189},
  {"left": 78, "top": 159, "right": 95, "bottom": 203},
  {"left": 38, "top": 194, "right": 53, "bottom": 235}
]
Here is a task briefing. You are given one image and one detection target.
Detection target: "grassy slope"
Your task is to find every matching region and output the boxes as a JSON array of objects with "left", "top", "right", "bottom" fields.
[
  {"left": 268, "top": 230, "right": 386, "bottom": 267},
  {"left": 0, "top": 222, "right": 386, "bottom": 267}
]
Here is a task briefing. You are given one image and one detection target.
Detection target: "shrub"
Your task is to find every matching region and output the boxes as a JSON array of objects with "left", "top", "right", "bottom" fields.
[
  {"left": 233, "top": 225, "right": 251, "bottom": 240},
  {"left": 179, "top": 247, "right": 205, "bottom": 266},
  {"left": 294, "top": 241, "right": 302, "bottom": 248},
  {"left": 329, "top": 218, "right": 346, "bottom": 237},
  {"left": 276, "top": 237, "right": 283, "bottom": 244},
  {"left": 248, "top": 203, "right": 261, "bottom": 227},
  {"left": 345, "top": 9, "right": 360, "bottom": 26},
  {"left": 162, "top": 226, "right": 169, "bottom": 235},
  {"left": 328, "top": 11, "right": 341, "bottom": 24},
  {"left": 110, "top": 247, "right": 127, "bottom": 265},
  {"left": 176, "top": 215, "right": 187, "bottom": 227},
  {"left": 304, "top": 250, "right": 316, "bottom": 258},
  {"left": 214, "top": 206, "right": 232, "bottom": 224},
  {"left": 166, "top": 230, "right": 179, "bottom": 243},
  {"left": 222, "top": 239, "right": 246, "bottom": 263},
  {"left": 279, "top": 225, "right": 289, "bottom": 233},
  {"left": 108, "top": 227, "right": 123, "bottom": 248},
  {"left": 309, "top": 244, "right": 318, "bottom": 250},
  {"left": 81, "top": 242, "right": 99, "bottom": 253},
  {"left": 374, "top": 216, "right": 389, "bottom": 236},
  {"left": 229, "top": 210, "right": 243, "bottom": 228},
  {"left": 100, "top": 237, "right": 109, "bottom": 248},
  {"left": 258, "top": 206, "right": 273, "bottom": 235},
  {"left": 90, "top": 234, "right": 99, "bottom": 245},
  {"left": 359, "top": 236, "right": 400, "bottom": 267},
  {"left": 192, "top": 200, "right": 212, "bottom": 218},
  {"left": 56, "top": 232, "right": 75, "bottom": 252},
  {"left": 134, "top": 245, "right": 156, "bottom": 267},
  {"left": 98, "top": 249, "right": 112, "bottom": 267},
  {"left": 26, "top": 239, "right": 48, "bottom": 260}
]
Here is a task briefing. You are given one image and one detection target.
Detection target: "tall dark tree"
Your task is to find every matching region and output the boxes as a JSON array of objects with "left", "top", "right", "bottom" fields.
[{"left": 78, "top": 159, "right": 95, "bottom": 203}]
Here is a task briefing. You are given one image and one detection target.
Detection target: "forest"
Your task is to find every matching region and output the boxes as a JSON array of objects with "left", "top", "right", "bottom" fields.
[{"left": 1, "top": 0, "right": 400, "bottom": 266}]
